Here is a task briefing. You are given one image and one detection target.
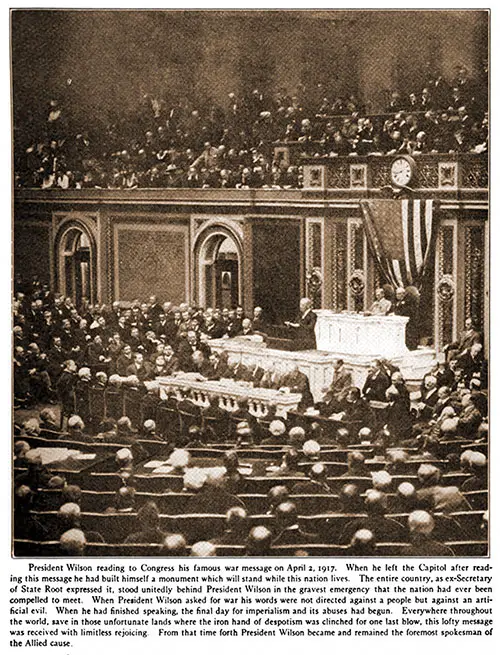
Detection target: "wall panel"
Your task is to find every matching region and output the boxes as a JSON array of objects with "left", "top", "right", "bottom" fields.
[{"left": 113, "top": 223, "right": 189, "bottom": 303}]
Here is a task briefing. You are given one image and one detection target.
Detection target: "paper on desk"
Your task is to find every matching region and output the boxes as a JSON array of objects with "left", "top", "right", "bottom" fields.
[
  {"left": 144, "top": 460, "right": 167, "bottom": 469},
  {"left": 152, "top": 465, "right": 174, "bottom": 474},
  {"left": 71, "top": 453, "right": 96, "bottom": 460},
  {"left": 33, "top": 448, "right": 70, "bottom": 465}
]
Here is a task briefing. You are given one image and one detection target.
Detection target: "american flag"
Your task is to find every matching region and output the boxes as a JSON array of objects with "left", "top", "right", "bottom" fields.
[{"left": 360, "top": 198, "right": 438, "bottom": 289}]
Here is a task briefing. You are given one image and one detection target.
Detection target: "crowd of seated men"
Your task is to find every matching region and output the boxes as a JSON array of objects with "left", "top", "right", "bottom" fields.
[
  {"left": 13, "top": 281, "right": 488, "bottom": 557},
  {"left": 13, "top": 277, "right": 271, "bottom": 415},
  {"left": 14, "top": 64, "right": 487, "bottom": 190}
]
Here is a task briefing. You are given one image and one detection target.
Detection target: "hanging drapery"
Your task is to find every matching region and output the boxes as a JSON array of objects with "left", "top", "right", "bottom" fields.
[{"left": 359, "top": 198, "right": 438, "bottom": 290}]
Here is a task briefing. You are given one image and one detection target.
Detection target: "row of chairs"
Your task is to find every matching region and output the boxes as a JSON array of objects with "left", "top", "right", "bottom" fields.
[
  {"left": 28, "top": 509, "right": 486, "bottom": 546},
  {"left": 20, "top": 432, "right": 487, "bottom": 461},
  {"left": 32, "top": 488, "right": 488, "bottom": 515},
  {"left": 14, "top": 539, "right": 489, "bottom": 558},
  {"left": 84, "top": 472, "right": 472, "bottom": 494}
]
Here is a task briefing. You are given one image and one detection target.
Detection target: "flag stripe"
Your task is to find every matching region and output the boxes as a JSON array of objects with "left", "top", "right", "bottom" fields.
[
  {"left": 425, "top": 200, "right": 433, "bottom": 244},
  {"left": 401, "top": 199, "right": 413, "bottom": 284},
  {"left": 406, "top": 200, "right": 419, "bottom": 283},
  {"left": 392, "top": 259, "right": 405, "bottom": 288},
  {"left": 413, "top": 199, "right": 423, "bottom": 272},
  {"left": 420, "top": 202, "right": 428, "bottom": 256}
]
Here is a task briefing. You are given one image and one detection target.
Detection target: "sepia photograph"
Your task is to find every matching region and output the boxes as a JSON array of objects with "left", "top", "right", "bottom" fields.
[{"left": 11, "top": 8, "right": 489, "bottom": 559}]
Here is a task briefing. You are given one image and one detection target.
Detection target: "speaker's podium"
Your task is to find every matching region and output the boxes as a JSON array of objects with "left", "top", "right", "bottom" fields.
[
  {"left": 315, "top": 311, "right": 409, "bottom": 358},
  {"left": 314, "top": 310, "right": 436, "bottom": 387},
  {"left": 264, "top": 324, "right": 313, "bottom": 351}
]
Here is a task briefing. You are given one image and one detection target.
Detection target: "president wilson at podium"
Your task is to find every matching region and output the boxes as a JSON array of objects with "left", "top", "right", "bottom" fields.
[{"left": 284, "top": 298, "right": 317, "bottom": 351}]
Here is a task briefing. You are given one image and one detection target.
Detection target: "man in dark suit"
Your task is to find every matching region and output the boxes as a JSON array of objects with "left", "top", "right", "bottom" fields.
[
  {"left": 394, "top": 287, "right": 419, "bottom": 350},
  {"left": 271, "top": 501, "right": 319, "bottom": 546},
  {"left": 238, "top": 318, "right": 254, "bottom": 337},
  {"left": 185, "top": 469, "right": 246, "bottom": 515},
  {"left": 116, "top": 344, "right": 134, "bottom": 377},
  {"left": 126, "top": 352, "right": 155, "bottom": 382},
  {"left": 445, "top": 317, "right": 482, "bottom": 362},
  {"left": 47, "top": 335, "right": 68, "bottom": 384},
  {"left": 291, "top": 463, "right": 334, "bottom": 496},
  {"left": 401, "top": 510, "right": 454, "bottom": 556},
  {"left": 459, "top": 342, "right": 486, "bottom": 387},
  {"left": 56, "top": 359, "right": 78, "bottom": 427},
  {"left": 154, "top": 312, "right": 175, "bottom": 342},
  {"left": 252, "top": 306, "right": 267, "bottom": 334},
  {"left": 282, "top": 364, "right": 314, "bottom": 410},
  {"left": 340, "top": 386, "right": 372, "bottom": 424},
  {"left": 319, "top": 359, "right": 352, "bottom": 413},
  {"left": 362, "top": 359, "right": 391, "bottom": 402},
  {"left": 177, "top": 330, "right": 201, "bottom": 372},
  {"left": 384, "top": 386, "right": 413, "bottom": 440},
  {"left": 148, "top": 295, "right": 162, "bottom": 323},
  {"left": 339, "top": 490, "right": 407, "bottom": 545},
  {"left": 285, "top": 297, "right": 317, "bottom": 350},
  {"left": 162, "top": 344, "right": 180, "bottom": 376},
  {"left": 417, "top": 374, "right": 439, "bottom": 420}
]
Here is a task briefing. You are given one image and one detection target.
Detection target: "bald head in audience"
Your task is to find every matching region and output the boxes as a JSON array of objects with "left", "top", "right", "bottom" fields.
[
  {"left": 191, "top": 541, "right": 217, "bottom": 557},
  {"left": 161, "top": 533, "right": 188, "bottom": 557},
  {"left": 267, "top": 485, "right": 289, "bottom": 513},
  {"left": 349, "top": 529, "right": 376, "bottom": 556},
  {"left": 245, "top": 526, "right": 273, "bottom": 556},
  {"left": 60, "top": 529, "right": 86, "bottom": 556}
]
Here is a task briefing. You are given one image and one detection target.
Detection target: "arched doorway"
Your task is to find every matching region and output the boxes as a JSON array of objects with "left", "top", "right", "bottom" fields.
[
  {"left": 196, "top": 230, "right": 242, "bottom": 308},
  {"left": 57, "top": 225, "right": 96, "bottom": 306}
]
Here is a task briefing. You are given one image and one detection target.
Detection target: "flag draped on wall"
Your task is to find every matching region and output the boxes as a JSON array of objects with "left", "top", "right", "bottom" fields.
[{"left": 359, "top": 199, "right": 438, "bottom": 290}]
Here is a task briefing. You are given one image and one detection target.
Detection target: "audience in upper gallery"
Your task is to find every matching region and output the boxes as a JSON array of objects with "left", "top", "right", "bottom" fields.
[{"left": 14, "top": 64, "right": 487, "bottom": 190}]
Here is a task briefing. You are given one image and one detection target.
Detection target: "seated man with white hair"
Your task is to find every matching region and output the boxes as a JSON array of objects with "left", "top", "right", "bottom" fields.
[
  {"left": 14, "top": 448, "right": 54, "bottom": 490},
  {"left": 191, "top": 541, "right": 217, "bottom": 557},
  {"left": 291, "top": 463, "right": 335, "bottom": 508},
  {"left": 104, "top": 485, "right": 137, "bottom": 514},
  {"left": 302, "top": 439, "right": 321, "bottom": 461},
  {"left": 267, "top": 448, "right": 305, "bottom": 478},
  {"left": 417, "top": 374, "right": 439, "bottom": 420},
  {"left": 348, "top": 529, "right": 377, "bottom": 556},
  {"left": 141, "top": 419, "right": 162, "bottom": 441},
  {"left": 261, "top": 419, "right": 287, "bottom": 446},
  {"left": 339, "top": 489, "right": 407, "bottom": 545},
  {"left": 185, "top": 468, "right": 245, "bottom": 516},
  {"left": 272, "top": 501, "right": 320, "bottom": 546},
  {"left": 60, "top": 528, "right": 87, "bottom": 556},
  {"left": 281, "top": 363, "right": 314, "bottom": 410},
  {"left": 416, "top": 463, "right": 471, "bottom": 513},
  {"left": 342, "top": 451, "right": 369, "bottom": 478},
  {"left": 391, "top": 482, "right": 417, "bottom": 513},
  {"left": 65, "top": 414, "right": 94, "bottom": 443},
  {"left": 75, "top": 366, "right": 92, "bottom": 426},
  {"left": 401, "top": 510, "right": 455, "bottom": 556},
  {"left": 39, "top": 408, "right": 61, "bottom": 436},
  {"left": 58, "top": 502, "right": 105, "bottom": 543},
  {"left": 160, "top": 533, "right": 188, "bottom": 557},
  {"left": 288, "top": 425, "right": 306, "bottom": 449},
  {"left": 460, "top": 451, "right": 488, "bottom": 494},
  {"left": 245, "top": 525, "right": 273, "bottom": 556}
]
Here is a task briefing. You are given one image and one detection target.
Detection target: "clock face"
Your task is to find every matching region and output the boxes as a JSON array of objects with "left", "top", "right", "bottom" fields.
[{"left": 391, "top": 157, "right": 414, "bottom": 187}]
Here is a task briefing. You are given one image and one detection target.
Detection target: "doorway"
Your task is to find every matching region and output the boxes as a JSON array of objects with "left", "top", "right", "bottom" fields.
[
  {"left": 59, "top": 227, "right": 94, "bottom": 306},
  {"left": 198, "top": 232, "right": 241, "bottom": 308}
]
